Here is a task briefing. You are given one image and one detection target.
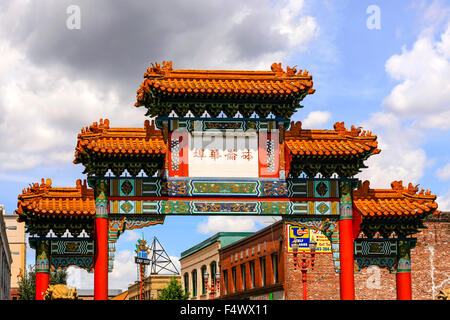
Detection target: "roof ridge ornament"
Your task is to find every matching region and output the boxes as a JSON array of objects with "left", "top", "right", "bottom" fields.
[
  {"left": 391, "top": 180, "right": 405, "bottom": 193},
  {"left": 271, "top": 62, "right": 310, "bottom": 78},
  {"left": 76, "top": 179, "right": 90, "bottom": 197},
  {"left": 285, "top": 121, "right": 302, "bottom": 137},
  {"left": 82, "top": 119, "right": 110, "bottom": 134},
  {"left": 145, "top": 60, "right": 173, "bottom": 77},
  {"left": 390, "top": 180, "right": 434, "bottom": 198},
  {"left": 144, "top": 119, "right": 158, "bottom": 139},
  {"left": 333, "top": 121, "right": 376, "bottom": 139},
  {"left": 22, "top": 178, "right": 52, "bottom": 196},
  {"left": 355, "top": 180, "right": 371, "bottom": 196},
  {"left": 406, "top": 182, "right": 420, "bottom": 195}
]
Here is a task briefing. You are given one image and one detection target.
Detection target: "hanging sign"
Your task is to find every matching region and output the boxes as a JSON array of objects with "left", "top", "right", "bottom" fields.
[
  {"left": 188, "top": 132, "right": 259, "bottom": 178},
  {"left": 286, "top": 224, "right": 332, "bottom": 253}
]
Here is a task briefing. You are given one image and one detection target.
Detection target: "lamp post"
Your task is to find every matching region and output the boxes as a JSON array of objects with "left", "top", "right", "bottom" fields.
[
  {"left": 291, "top": 238, "right": 317, "bottom": 300},
  {"left": 204, "top": 272, "right": 221, "bottom": 300}
]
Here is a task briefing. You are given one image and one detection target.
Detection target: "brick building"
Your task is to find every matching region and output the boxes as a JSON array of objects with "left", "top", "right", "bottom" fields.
[
  {"left": 0, "top": 205, "right": 12, "bottom": 300},
  {"left": 180, "top": 232, "right": 253, "bottom": 300},
  {"left": 219, "top": 220, "right": 286, "bottom": 300},
  {"left": 127, "top": 275, "right": 181, "bottom": 300},
  {"left": 219, "top": 213, "right": 449, "bottom": 300},
  {"left": 3, "top": 212, "right": 26, "bottom": 300}
]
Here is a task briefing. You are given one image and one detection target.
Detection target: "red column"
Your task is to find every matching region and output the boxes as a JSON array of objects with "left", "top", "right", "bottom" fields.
[
  {"left": 339, "top": 179, "right": 355, "bottom": 300},
  {"left": 396, "top": 272, "right": 412, "bottom": 300},
  {"left": 94, "top": 179, "right": 109, "bottom": 300},
  {"left": 396, "top": 239, "right": 412, "bottom": 300},
  {"left": 339, "top": 218, "right": 355, "bottom": 300},
  {"left": 94, "top": 217, "right": 109, "bottom": 300},
  {"left": 35, "top": 272, "right": 50, "bottom": 300},
  {"left": 34, "top": 239, "right": 50, "bottom": 300}
]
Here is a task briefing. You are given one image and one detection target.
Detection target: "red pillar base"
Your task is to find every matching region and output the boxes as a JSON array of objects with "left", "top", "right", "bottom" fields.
[
  {"left": 396, "top": 272, "right": 412, "bottom": 300},
  {"left": 94, "top": 217, "right": 109, "bottom": 300},
  {"left": 339, "top": 219, "right": 355, "bottom": 300},
  {"left": 35, "top": 272, "right": 50, "bottom": 300}
]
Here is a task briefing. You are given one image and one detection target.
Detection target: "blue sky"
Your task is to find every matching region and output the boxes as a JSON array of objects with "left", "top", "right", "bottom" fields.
[{"left": 0, "top": 0, "right": 449, "bottom": 290}]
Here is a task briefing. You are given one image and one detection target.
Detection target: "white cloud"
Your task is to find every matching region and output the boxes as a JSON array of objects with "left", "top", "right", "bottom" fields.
[
  {"left": 67, "top": 250, "right": 142, "bottom": 291},
  {"left": 437, "top": 190, "right": 450, "bottom": 211},
  {"left": 275, "top": 0, "right": 319, "bottom": 50},
  {"left": 383, "top": 23, "right": 450, "bottom": 130},
  {"left": 197, "top": 216, "right": 257, "bottom": 234},
  {"left": 123, "top": 230, "right": 140, "bottom": 242},
  {"left": 0, "top": 40, "right": 146, "bottom": 171},
  {"left": 0, "top": 0, "right": 319, "bottom": 172},
  {"left": 359, "top": 19, "right": 450, "bottom": 187},
  {"left": 301, "top": 110, "right": 332, "bottom": 128},
  {"left": 66, "top": 266, "right": 94, "bottom": 290},
  {"left": 66, "top": 250, "right": 182, "bottom": 291},
  {"left": 436, "top": 163, "right": 450, "bottom": 180},
  {"left": 108, "top": 250, "right": 139, "bottom": 290},
  {"left": 197, "top": 216, "right": 280, "bottom": 234},
  {"left": 356, "top": 112, "right": 429, "bottom": 188},
  {"left": 169, "top": 256, "right": 181, "bottom": 275}
]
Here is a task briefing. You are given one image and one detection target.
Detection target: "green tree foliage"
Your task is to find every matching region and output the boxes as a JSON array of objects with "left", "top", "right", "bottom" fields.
[
  {"left": 18, "top": 266, "right": 35, "bottom": 300},
  {"left": 157, "top": 276, "right": 189, "bottom": 300},
  {"left": 17, "top": 265, "right": 68, "bottom": 300}
]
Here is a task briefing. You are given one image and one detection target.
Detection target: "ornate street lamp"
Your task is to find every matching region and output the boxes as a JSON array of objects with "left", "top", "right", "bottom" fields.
[
  {"left": 291, "top": 238, "right": 317, "bottom": 300},
  {"left": 204, "top": 272, "right": 221, "bottom": 300}
]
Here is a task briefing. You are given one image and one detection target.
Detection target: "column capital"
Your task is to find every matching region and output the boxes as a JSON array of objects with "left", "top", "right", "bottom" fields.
[
  {"left": 338, "top": 179, "right": 356, "bottom": 220},
  {"left": 94, "top": 179, "right": 109, "bottom": 219},
  {"left": 35, "top": 239, "right": 50, "bottom": 274},
  {"left": 396, "top": 238, "right": 416, "bottom": 273}
]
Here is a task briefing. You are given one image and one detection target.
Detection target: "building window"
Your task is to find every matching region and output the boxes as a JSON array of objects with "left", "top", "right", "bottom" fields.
[
  {"left": 184, "top": 272, "right": 189, "bottom": 295},
  {"left": 232, "top": 266, "right": 237, "bottom": 293},
  {"left": 271, "top": 253, "right": 278, "bottom": 284},
  {"left": 249, "top": 260, "right": 255, "bottom": 289},
  {"left": 201, "top": 265, "right": 207, "bottom": 295},
  {"left": 241, "top": 263, "right": 246, "bottom": 291},
  {"left": 223, "top": 270, "right": 228, "bottom": 295},
  {"left": 210, "top": 261, "right": 217, "bottom": 286},
  {"left": 260, "top": 257, "right": 266, "bottom": 286},
  {"left": 192, "top": 269, "right": 198, "bottom": 297}
]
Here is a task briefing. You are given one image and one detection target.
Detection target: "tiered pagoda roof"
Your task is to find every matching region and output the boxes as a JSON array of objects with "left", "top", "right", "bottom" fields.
[
  {"left": 286, "top": 121, "right": 380, "bottom": 157},
  {"left": 74, "top": 119, "right": 380, "bottom": 178},
  {"left": 353, "top": 180, "right": 439, "bottom": 218},
  {"left": 135, "top": 61, "right": 315, "bottom": 118},
  {"left": 353, "top": 180, "right": 440, "bottom": 238},
  {"left": 16, "top": 179, "right": 95, "bottom": 218},
  {"left": 285, "top": 121, "right": 380, "bottom": 177},
  {"left": 74, "top": 119, "right": 165, "bottom": 176},
  {"left": 16, "top": 179, "right": 95, "bottom": 237}
]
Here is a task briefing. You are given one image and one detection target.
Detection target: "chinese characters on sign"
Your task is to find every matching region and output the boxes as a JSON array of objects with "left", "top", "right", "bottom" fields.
[
  {"left": 192, "top": 148, "right": 254, "bottom": 161},
  {"left": 188, "top": 132, "right": 259, "bottom": 177}
]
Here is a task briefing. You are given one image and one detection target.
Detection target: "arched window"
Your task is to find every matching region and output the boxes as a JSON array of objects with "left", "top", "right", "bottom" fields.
[
  {"left": 210, "top": 261, "right": 217, "bottom": 286},
  {"left": 192, "top": 269, "right": 197, "bottom": 297},
  {"left": 201, "top": 265, "right": 207, "bottom": 295},
  {"left": 184, "top": 272, "right": 189, "bottom": 296}
]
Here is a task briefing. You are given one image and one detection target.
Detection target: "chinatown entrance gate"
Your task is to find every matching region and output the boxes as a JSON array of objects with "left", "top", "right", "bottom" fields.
[{"left": 15, "top": 62, "right": 440, "bottom": 300}]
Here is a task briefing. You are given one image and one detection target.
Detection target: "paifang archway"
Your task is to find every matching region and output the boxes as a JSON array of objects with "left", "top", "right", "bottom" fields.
[{"left": 15, "top": 62, "right": 440, "bottom": 300}]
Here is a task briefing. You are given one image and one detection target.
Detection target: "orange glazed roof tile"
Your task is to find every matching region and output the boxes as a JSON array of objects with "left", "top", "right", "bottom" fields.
[
  {"left": 74, "top": 118, "right": 166, "bottom": 164},
  {"left": 74, "top": 119, "right": 380, "bottom": 165},
  {"left": 135, "top": 61, "right": 315, "bottom": 106},
  {"left": 285, "top": 121, "right": 381, "bottom": 157},
  {"left": 16, "top": 178, "right": 95, "bottom": 219},
  {"left": 353, "top": 180, "right": 440, "bottom": 218}
]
